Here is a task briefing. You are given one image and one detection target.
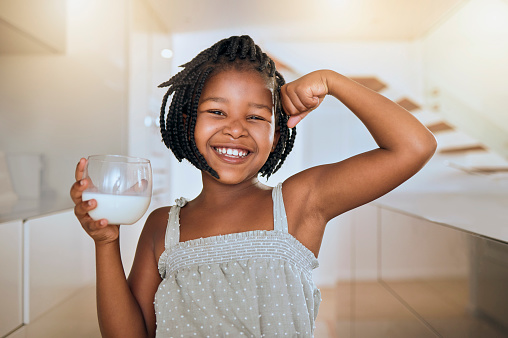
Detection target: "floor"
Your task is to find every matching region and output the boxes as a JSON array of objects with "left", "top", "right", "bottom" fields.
[
  {"left": 314, "top": 279, "right": 508, "bottom": 338},
  {"left": 5, "top": 285, "right": 101, "bottom": 338},
  {"left": 6, "top": 280, "right": 507, "bottom": 338}
]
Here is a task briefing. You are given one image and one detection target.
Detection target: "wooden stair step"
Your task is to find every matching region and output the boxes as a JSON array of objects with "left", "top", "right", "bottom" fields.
[
  {"left": 469, "top": 167, "right": 508, "bottom": 174},
  {"left": 447, "top": 162, "right": 508, "bottom": 175},
  {"left": 396, "top": 97, "right": 421, "bottom": 112},
  {"left": 439, "top": 145, "right": 487, "bottom": 154},
  {"left": 428, "top": 121, "right": 454, "bottom": 133},
  {"left": 350, "top": 76, "right": 387, "bottom": 92}
]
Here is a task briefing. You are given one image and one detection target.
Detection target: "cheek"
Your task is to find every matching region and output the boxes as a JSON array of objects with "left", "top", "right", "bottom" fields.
[
  {"left": 194, "top": 117, "right": 220, "bottom": 148},
  {"left": 253, "top": 124, "right": 276, "bottom": 149}
]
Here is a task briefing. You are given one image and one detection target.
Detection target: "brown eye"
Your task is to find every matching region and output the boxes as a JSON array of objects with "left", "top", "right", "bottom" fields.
[
  {"left": 209, "top": 110, "right": 225, "bottom": 116},
  {"left": 248, "top": 115, "right": 266, "bottom": 121}
]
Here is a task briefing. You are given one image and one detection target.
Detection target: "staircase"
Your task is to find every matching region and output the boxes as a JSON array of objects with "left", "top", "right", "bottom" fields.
[{"left": 349, "top": 76, "right": 508, "bottom": 180}]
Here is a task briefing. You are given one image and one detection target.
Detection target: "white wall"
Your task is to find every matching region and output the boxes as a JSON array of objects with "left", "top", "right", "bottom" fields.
[
  {"left": 422, "top": 0, "right": 508, "bottom": 146},
  {"left": 122, "top": 0, "right": 173, "bottom": 273},
  {"left": 0, "top": 0, "right": 129, "bottom": 198}
]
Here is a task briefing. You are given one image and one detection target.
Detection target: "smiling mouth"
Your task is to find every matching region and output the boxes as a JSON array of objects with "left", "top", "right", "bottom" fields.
[{"left": 213, "top": 147, "right": 250, "bottom": 158}]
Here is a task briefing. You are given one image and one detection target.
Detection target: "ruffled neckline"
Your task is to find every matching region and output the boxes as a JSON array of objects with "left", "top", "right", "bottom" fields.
[
  {"left": 158, "top": 229, "right": 319, "bottom": 279},
  {"left": 176, "top": 229, "right": 317, "bottom": 260}
]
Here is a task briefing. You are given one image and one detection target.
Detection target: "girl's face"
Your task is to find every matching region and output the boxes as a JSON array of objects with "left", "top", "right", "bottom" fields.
[{"left": 195, "top": 69, "right": 279, "bottom": 184}]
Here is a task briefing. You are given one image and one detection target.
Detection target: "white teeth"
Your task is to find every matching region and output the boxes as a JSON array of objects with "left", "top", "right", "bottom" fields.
[{"left": 215, "top": 147, "right": 248, "bottom": 158}]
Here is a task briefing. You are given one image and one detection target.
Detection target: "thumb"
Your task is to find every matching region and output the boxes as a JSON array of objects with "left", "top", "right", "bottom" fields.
[{"left": 287, "top": 111, "right": 311, "bottom": 128}]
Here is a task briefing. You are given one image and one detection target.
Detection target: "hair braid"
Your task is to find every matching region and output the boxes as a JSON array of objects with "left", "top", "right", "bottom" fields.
[
  {"left": 240, "top": 39, "right": 250, "bottom": 59},
  {"left": 188, "top": 67, "right": 218, "bottom": 178},
  {"left": 226, "top": 37, "right": 240, "bottom": 60},
  {"left": 159, "top": 35, "right": 297, "bottom": 179},
  {"left": 170, "top": 91, "right": 185, "bottom": 160},
  {"left": 160, "top": 89, "right": 172, "bottom": 149}
]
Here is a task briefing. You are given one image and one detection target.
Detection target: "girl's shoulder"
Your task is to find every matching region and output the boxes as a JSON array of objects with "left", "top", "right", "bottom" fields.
[
  {"left": 281, "top": 171, "right": 328, "bottom": 230},
  {"left": 281, "top": 176, "right": 327, "bottom": 258},
  {"left": 282, "top": 171, "right": 320, "bottom": 213},
  {"left": 147, "top": 205, "right": 173, "bottom": 224},
  {"left": 143, "top": 206, "right": 173, "bottom": 265},
  {"left": 144, "top": 205, "right": 176, "bottom": 238}
]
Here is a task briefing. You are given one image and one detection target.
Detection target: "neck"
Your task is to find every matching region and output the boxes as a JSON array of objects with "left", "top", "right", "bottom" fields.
[{"left": 196, "top": 172, "right": 268, "bottom": 206}]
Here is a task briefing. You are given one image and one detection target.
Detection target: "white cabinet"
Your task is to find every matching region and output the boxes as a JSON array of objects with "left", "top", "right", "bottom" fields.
[
  {"left": 1, "top": 205, "right": 141, "bottom": 337},
  {"left": 0, "top": 220, "right": 23, "bottom": 337},
  {"left": 344, "top": 204, "right": 508, "bottom": 337},
  {"left": 377, "top": 208, "right": 508, "bottom": 337},
  {"left": 23, "top": 210, "right": 95, "bottom": 323}
]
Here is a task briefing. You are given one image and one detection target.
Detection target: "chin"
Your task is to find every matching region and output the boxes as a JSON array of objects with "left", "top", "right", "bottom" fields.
[{"left": 210, "top": 171, "right": 259, "bottom": 185}]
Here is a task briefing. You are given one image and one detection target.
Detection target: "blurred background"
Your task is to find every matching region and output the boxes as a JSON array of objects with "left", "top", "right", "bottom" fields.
[{"left": 1, "top": 0, "right": 508, "bottom": 337}]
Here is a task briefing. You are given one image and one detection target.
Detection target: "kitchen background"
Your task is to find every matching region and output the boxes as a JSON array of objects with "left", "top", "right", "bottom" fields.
[{"left": 1, "top": 0, "right": 508, "bottom": 337}]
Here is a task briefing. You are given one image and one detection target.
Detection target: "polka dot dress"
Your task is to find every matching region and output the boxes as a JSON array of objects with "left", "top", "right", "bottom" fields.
[{"left": 154, "top": 183, "right": 321, "bottom": 337}]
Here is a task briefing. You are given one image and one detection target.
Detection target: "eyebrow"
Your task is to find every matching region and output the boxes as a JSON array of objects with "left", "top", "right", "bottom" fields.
[
  {"left": 200, "top": 96, "right": 272, "bottom": 113},
  {"left": 200, "top": 97, "right": 227, "bottom": 104}
]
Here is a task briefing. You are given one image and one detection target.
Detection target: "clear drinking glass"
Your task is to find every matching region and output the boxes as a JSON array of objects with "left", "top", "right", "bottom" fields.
[{"left": 82, "top": 155, "right": 152, "bottom": 225}]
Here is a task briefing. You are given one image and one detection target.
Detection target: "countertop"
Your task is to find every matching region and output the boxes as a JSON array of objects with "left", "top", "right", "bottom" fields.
[
  {"left": 375, "top": 191, "right": 508, "bottom": 243},
  {"left": 373, "top": 159, "right": 508, "bottom": 243},
  {"left": 0, "top": 194, "right": 74, "bottom": 223}
]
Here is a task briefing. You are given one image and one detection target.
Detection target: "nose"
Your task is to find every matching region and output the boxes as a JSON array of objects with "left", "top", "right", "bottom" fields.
[{"left": 223, "top": 117, "right": 248, "bottom": 138}]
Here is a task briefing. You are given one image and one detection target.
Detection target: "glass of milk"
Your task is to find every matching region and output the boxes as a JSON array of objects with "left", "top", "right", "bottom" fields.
[{"left": 82, "top": 155, "right": 152, "bottom": 225}]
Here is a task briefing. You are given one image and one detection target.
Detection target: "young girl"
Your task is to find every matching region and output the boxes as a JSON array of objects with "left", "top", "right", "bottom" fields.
[{"left": 71, "top": 35, "right": 437, "bottom": 337}]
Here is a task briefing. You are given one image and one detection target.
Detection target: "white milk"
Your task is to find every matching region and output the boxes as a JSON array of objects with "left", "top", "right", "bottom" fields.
[{"left": 82, "top": 192, "right": 150, "bottom": 225}]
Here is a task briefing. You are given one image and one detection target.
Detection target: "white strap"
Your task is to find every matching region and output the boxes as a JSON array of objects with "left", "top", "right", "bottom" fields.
[
  {"left": 272, "top": 182, "right": 289, "bottom": 233},
  {"left": 164, "top": 198, "right": 187, "bottom": 249}
]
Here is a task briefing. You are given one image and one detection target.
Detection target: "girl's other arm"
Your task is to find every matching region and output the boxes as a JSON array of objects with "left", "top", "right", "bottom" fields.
[
  {"left": 127, "top": 209, "right": 168, "bottom": 337},
  {"left": 281, "top": 70, "right": 437, "bottom": 224},
  {"left": 70, "top": 159, "right": 158, "bottom": 337}
]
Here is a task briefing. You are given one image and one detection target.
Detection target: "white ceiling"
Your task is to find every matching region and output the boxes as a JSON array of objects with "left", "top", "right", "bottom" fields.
[{"left": 147, "top": 0, "right": 467, "bottom": 40}]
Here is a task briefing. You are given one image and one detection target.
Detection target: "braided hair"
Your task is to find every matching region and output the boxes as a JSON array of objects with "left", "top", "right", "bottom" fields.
[{"left": 159, "top": 35, "right": 296, "bottom": 179}]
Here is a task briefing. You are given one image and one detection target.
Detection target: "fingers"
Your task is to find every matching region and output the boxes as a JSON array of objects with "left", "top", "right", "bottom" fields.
[
  {"left": 281, "top": 84, "right": 316, "bottom": 115},
  {"left": 75, "top": 158, "right": 87, "bottom": 181},
  {"left": 281, "top": 84, "right": 320, "bottom": 128},
  {"left": 85, "top": 217, "right": 109, "bottom": 233},
  {"left": 74, "top": 198, "right": 109, "bottom": 230},
  {"left": 125, "top": 179, "right": 149, "bottom": 193},
  {"left": 280, "top": 71, "right": 330, "bottom": 127},
  {"left": 70, "top": 177, "right": 87, "bottom": 204},
  {"left": 71, "top": 157, "right": 118, "bottom": 243},
  {"left": 71, "top": 158, "right": 89, "bottom": 204},
  {"left": 74, "top": 197, "right": 96, "bottom": 218},
  {"left": 287, "top": 113, "right": 308, "bottom": 129}
]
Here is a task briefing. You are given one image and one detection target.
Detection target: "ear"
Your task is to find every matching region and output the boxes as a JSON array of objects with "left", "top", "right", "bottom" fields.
[{"left": 271, "top": 127, "right": 281, "bottom": 152}]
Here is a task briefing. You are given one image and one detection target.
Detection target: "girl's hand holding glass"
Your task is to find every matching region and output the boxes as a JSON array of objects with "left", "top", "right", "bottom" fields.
[
  {"left": 70, "top": 155, "right": 152, "bottom": 244},
  {"left": 82, "top": 155, "right": 152, "bottom": 225}
]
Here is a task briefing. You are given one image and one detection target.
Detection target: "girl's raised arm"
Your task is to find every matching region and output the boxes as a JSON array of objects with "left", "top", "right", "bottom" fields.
[{"left": 281, "top": 70, "right": 437, "bottom": 228}]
